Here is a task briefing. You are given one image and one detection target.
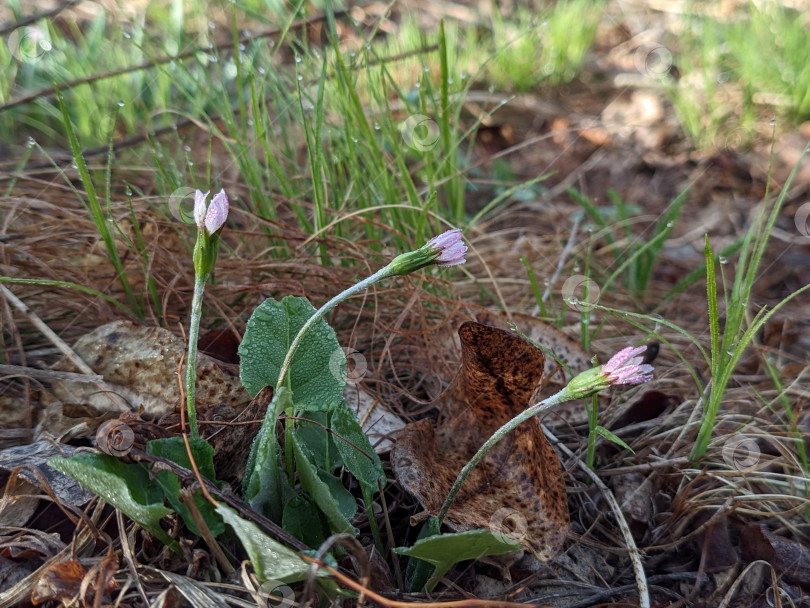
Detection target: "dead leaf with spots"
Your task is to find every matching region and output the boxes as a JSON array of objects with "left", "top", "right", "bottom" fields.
[{"left": 392, "top": 321, "right": 569, "bottom": 561}]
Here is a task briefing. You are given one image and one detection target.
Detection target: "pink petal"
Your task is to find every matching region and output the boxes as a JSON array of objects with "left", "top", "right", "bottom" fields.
[{"left": 193, "top": 189, "right": 209, "bottom": 228}]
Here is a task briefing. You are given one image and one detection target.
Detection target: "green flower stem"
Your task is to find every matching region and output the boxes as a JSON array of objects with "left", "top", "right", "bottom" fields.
[
  {"left": 436, "top": 387, "right": 570, "bottom": 526},
  {"left": 276, "top": 266, "right": 392, "bottom": 390},
  {"left": 277, "top": 265, "right": 392, "bottom": 485},
  {"left": 586, "top": 393, "right": 598, "bottom": 469},
  {"left": 185, "top": 272, "right": 208, "bottom": 439}
]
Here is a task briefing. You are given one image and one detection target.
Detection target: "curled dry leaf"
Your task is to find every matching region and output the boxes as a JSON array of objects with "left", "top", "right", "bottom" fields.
[
  {"left": 30, "top": 558, "right": 117, "bottom": 605},
  {"left": 392, "top": 321, "right": 569, "bottom": 561}
]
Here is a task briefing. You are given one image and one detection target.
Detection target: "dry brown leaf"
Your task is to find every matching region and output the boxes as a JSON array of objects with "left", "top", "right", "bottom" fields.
[
  {"left": 30, "top": 558, "right": 116, "bottom": 605},
  {"left": 392, "top": 321, "right": 569, "bottom": 561}
]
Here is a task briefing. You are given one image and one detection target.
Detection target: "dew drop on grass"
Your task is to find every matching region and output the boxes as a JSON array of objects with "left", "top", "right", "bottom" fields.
[
  {"left": 447, "top": 77, "right": 454, "bottom": 84},
  {"left": 123, "top": 32, "right": 131, "bottom": 39},
  {"left": 26, "top": 137, "right": 36, "bottom": 147},
  {"left": 573, "top": 265, "right": 580, "bottom": 272},
  {"left": 423, "top": 65, "right": 429, "bottom": 73},
  {"left": 543, "top": 278, "right": 551, "bottom": 286},
  {"left": 184, "top": 145, "right": 191, "bottom": 152},
  {"left": 374, "top": 122, "right": 380, "bottom": 130},
  {"left": 125, "top": 187, "right": 132, "bottom": 196},
  {"left": 666, "top": 221, "right": 674, "bottom": 228},
  {"left": 117, "top": 100, "right": 125, "bottom": 107},
  {"left": 208, "top": 21, "right": 215, "bottom": 30},
  {"left": 352, "top": 137, "right": 358, "bottom": 143},
  {"left": 238, "top": 43, "right": 246, "bottom": 52},
  {"left": 717, "top": 72, "right": 729, "bottom": 83},
  {"left": 258, "top": 67, "right": 265, "bottom": 75},
  {"left": 460, "top": 72, "right": 467, "bottom": 80},
  {"left": 188, "top": 161, "right": 194, "bottom": 167},
  {"left": 349, "top": 49, "right": 356, "bottom": 58},
  {"left": 718, "top": 256, "right": 728, "bottom": 264},
  {"left": 567, "top": 296, "right": 579, "bottom": 306},
  {"left": 414, "top": 81, "right": 420, "bottom": 88},
  {"left": 297, "top": 75, "right": 303, "bottom": 81},
  {"left": 295, "top": 55, "right": 302, "bottom": 63},
  {"left": 770, "top": 118, "right": 776, "bottom": 126}
]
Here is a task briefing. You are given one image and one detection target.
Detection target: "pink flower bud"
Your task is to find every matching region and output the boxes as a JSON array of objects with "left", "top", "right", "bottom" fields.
[
  {"left": 193, "top": 188, "right": 229, "bottom": 235},
  {"left": 601, "top": 346, "right": 654, "bottom": 386},
  {"left": 426, "top": 229, "right": 467, "bottom": 267}
]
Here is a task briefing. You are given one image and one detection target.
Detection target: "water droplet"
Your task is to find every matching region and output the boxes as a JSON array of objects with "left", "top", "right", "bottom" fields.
[
  {"left": 543, "top": 278, "right": 551, "bottom": 286},
  {"left": 208, "top": 21, "right": 216, "bottom": 30},
  {"left": 717, "top": 71, "right": 729, "bottom": 83},
  {"left": 447, "top": 77, "right": 454, "bottom": 84},
  {"left": 184, "top": 145, "right": 191, "bottom": 152},
  {"left": 297, "top": 75, "right": 303, "bottom": 81},
  {"left": 769, "top": 118, "right": 776, "bottom": 126},
  {"left": 238, "top": 43, "right": 246, "bottom": 52},
  {"left": 414, "top": 81, "right": 421, "bottom": 88},
  {"left": 187, "top": 161, "right": 195, "bottom": 167},
  {"left": 117, "top": 100, "right": 125, "bottom": 107},
  {"left": 125, "top": 187, "right": 132, "bottom": 196},
  {"left": 666, "top": 221, "right": 674, "bottom": 228},
  {"left": 295, "top": 55, "right": 302, "bottom": 63},
  {"left": 718, "top": 256, "right": 728, "bottom": 264},
  {"left": 352, "top": 137, "right": 358, "bottom": 143},
  {"left": 573, "top": 265, "right": 581, "bottom": 272},
  {"left": 488, "top": 84, "right": 495, "bottom": 93},
  {"left": 26, "top": 137, "right": 36, "bottom": 147},
  {"left": 423, "top": 65, "right": 430, "bottom": 73},
  {"left": 258, "top": 67, "right": 265, "bottom": 75},
  {"left": 567, "top": 296, "right": 579, "bottom": 305},
  {"left": 373, "top": 122, "right": 380, "bottom": 130},
  {"left": 123, "top": 31, "right": 131, "bottom": 39},
  {"left": 460, "top": 72, "right": 467, "bottom": 80},
  {"left": 349, "top": 49, "right": 356, "bottom": 58}
]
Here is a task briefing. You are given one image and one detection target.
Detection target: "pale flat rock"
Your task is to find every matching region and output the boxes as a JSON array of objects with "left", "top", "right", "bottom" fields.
[{"left": 52, "top": 321, "right": 248, "bottom": 418}]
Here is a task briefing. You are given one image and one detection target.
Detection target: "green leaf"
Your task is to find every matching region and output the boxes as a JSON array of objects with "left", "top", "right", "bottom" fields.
[
  {"left": 282, "top": 495, "right": 326, "bottom": 548},
  {"left": 296, "top": 411, "right": 343, "bottom": 471},
  {"left": 243, "top": 387, "right": 291, "bottom": 520},
  {"left": 216, "top": 503, "right": 311, "bottom": 584},
  {"left": 330, "top": 401, "right": 385, "bottom": 493},
  {"left": 147, "top": 437, "right": 224, "bottom": 537},
  {"left": 291, "top": 431, "right": 356, "bottom": 535},
  {"left": 396, "top": 528, "right": 521, "bottom": 592},
  {"left": 594, "top": 425, "right": 635, "bottom": 453},
  {"left": 49, "top": 453, "right": 179, "bottom": 552},
  {"left": 403, "top": 517, "right": 440, "bottom": 592},
  {"left": 238, "top": 296, "right": 345, "bottom": 411}
]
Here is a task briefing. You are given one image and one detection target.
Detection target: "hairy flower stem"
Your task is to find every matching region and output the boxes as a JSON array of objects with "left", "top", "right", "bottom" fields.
[
  {"left": 436, "top": 388, "right": 569, "bottom": 526},
  {"left": 276, "top": 267, "right": 390, "bottom": 390},
  {"left": 185, "top": 273, "right": 208, "bottom": 439}
]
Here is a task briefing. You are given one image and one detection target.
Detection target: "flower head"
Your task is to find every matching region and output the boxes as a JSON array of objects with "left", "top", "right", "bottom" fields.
[
  {"left": 385, "top": 229, "right": 467, "bottom": 276},
  {"left": 601, "top": 345, "right": 654, "bottom": 386},
  {"left": 563, "top": 344, "right": 654, "bottom": 400},
  {"left": 194, "top": 188, "right": 229, "bottom": 235},
  {"left": 425, "top": 229, "right": 467, "bottom": 267}
]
